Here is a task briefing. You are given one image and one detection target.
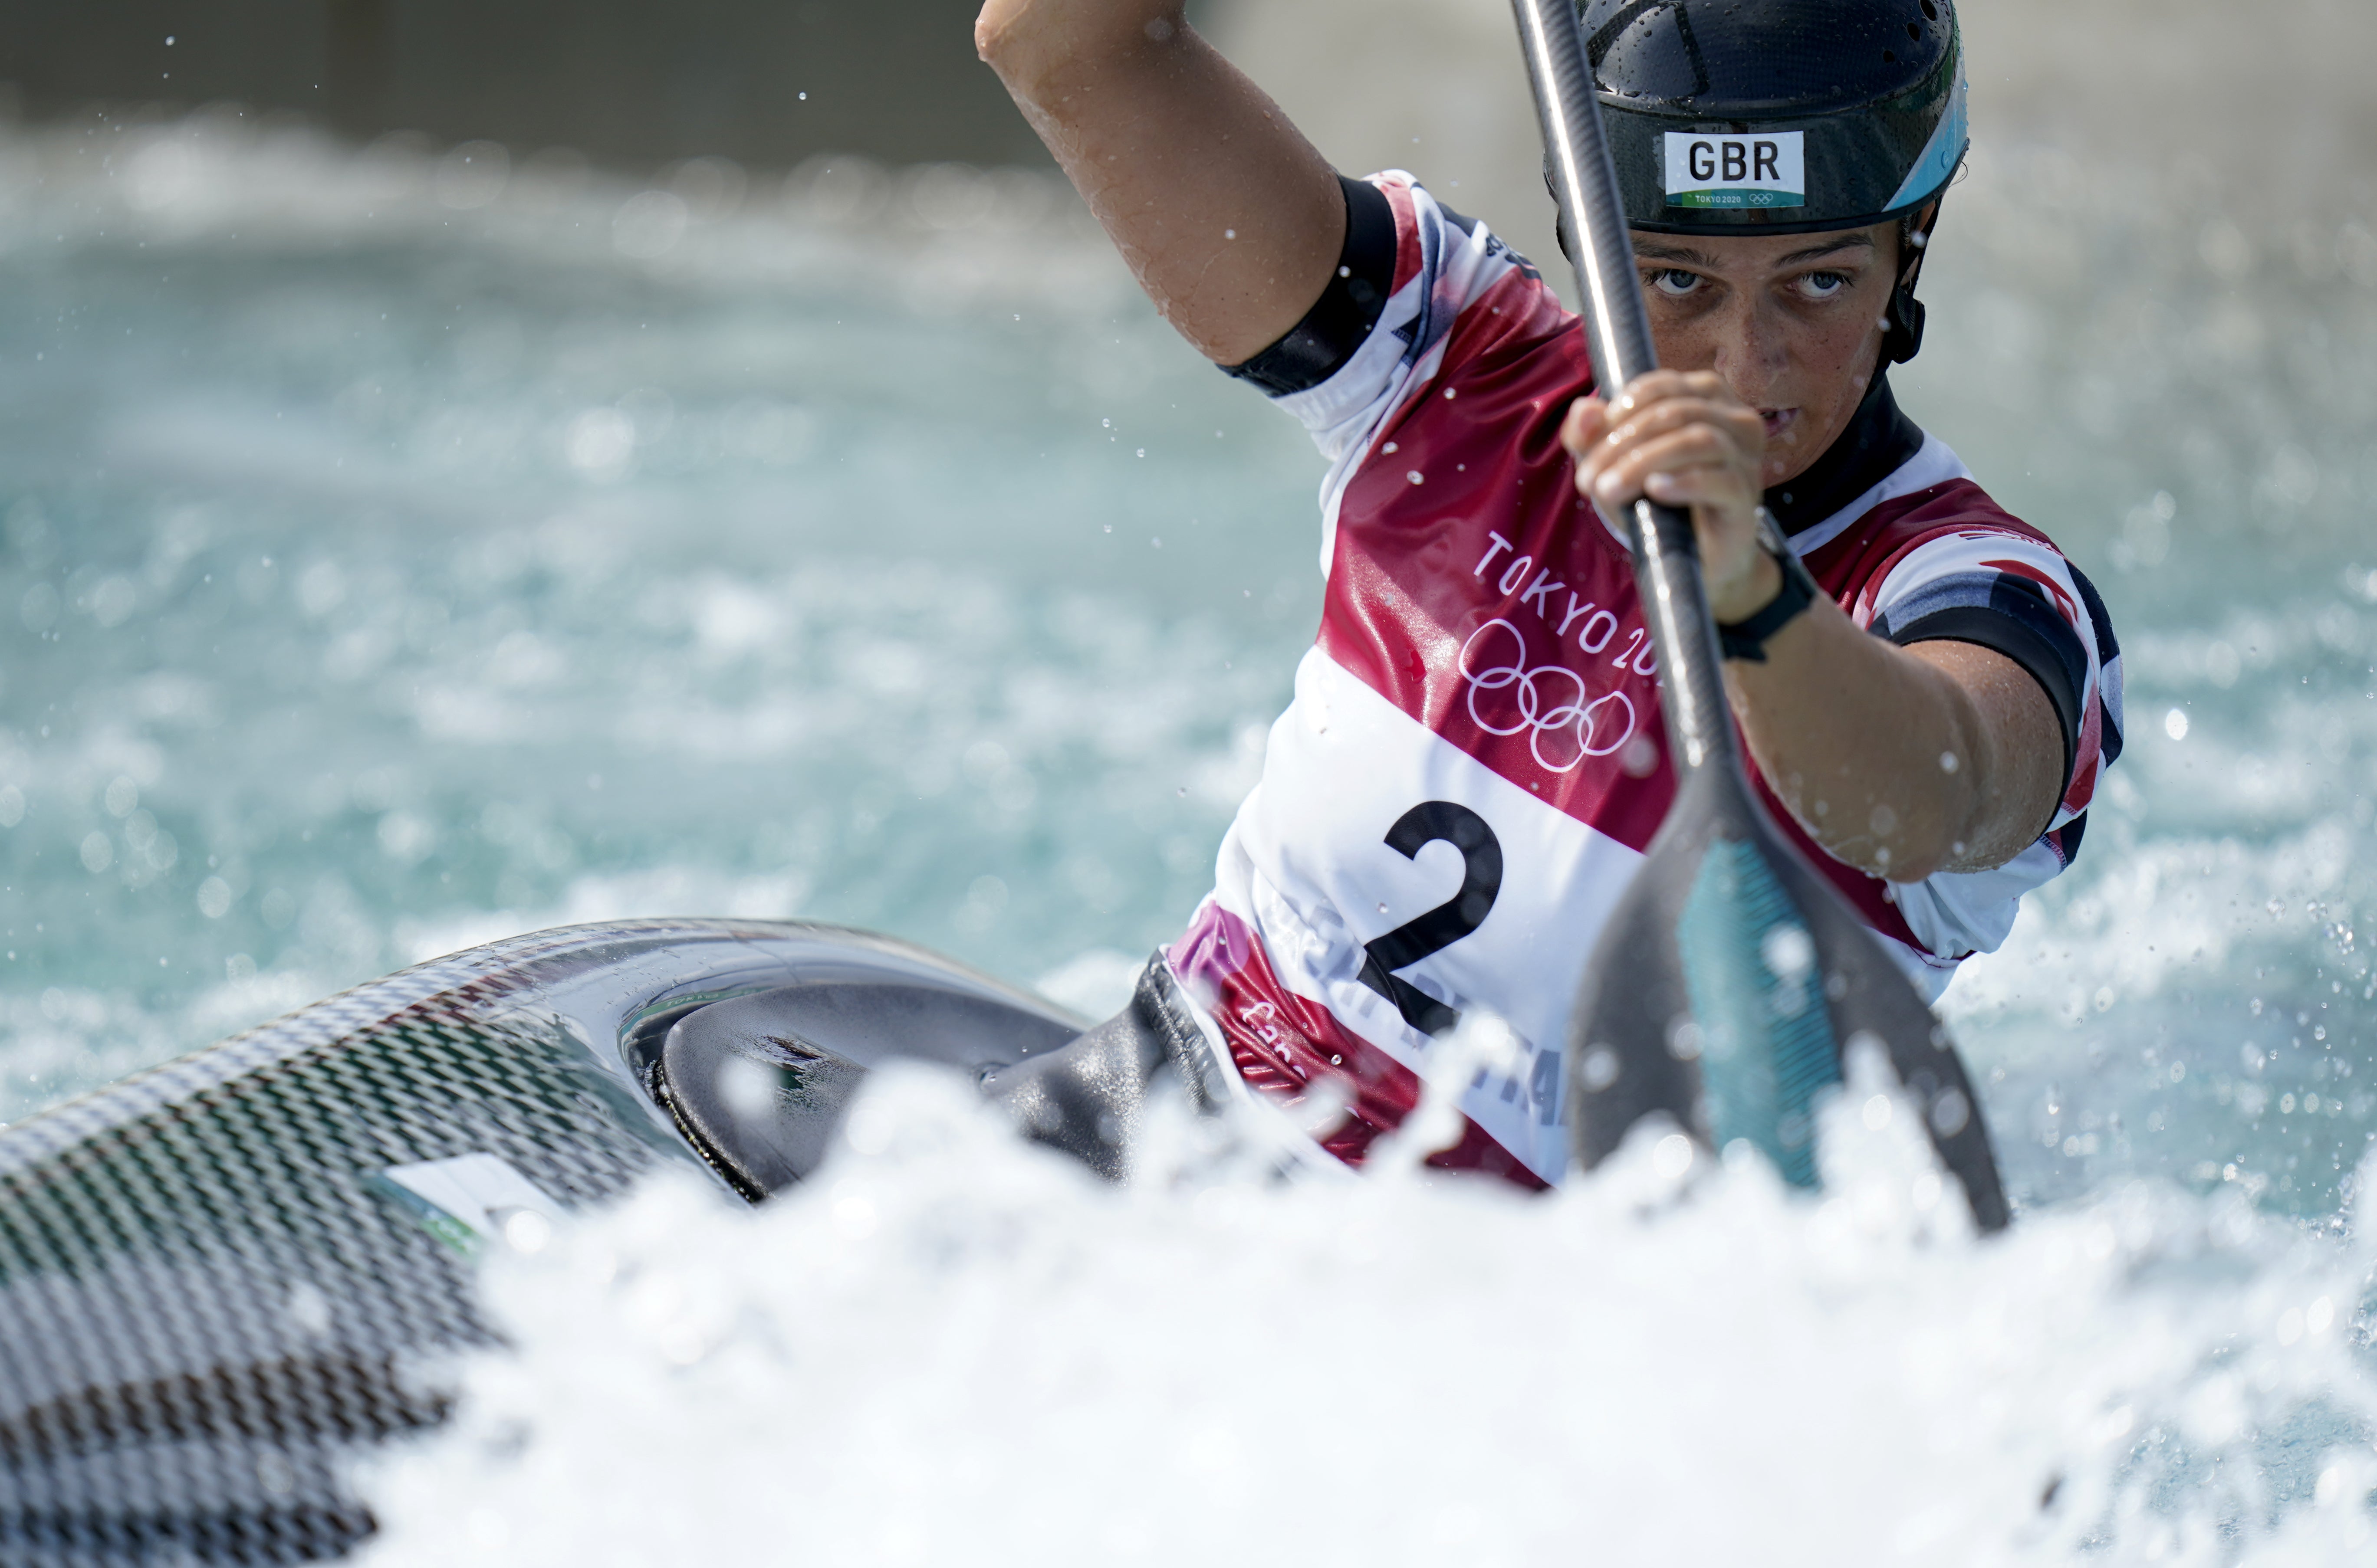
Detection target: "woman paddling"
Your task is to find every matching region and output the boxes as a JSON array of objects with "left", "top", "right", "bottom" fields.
[{"left": 978, "top": 0, "right": 2123, "bottom": 1188}]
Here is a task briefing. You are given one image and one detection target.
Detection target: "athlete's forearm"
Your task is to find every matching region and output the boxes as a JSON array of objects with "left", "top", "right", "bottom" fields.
[
  {"left": 975, "top": 0, "right": 1343, "bottom": 364},
  {"left": 1727, "top": 599, "right": 2062, "bottom": 882},
  {"left": 1562, "top": 379, "right": 2063, "bottom": 882}
]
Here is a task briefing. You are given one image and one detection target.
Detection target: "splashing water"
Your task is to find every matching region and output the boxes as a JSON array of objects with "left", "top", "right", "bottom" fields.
[
  {"left": 3, "top": 0, "right": 2377, "bottom": 1547},
  {"left": 355, "top": 1053, "right": 2377, "bottom": 1565}
]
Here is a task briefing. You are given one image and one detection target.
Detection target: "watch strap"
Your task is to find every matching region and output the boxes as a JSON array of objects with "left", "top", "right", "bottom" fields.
[{"left": 1716, "top": 520, "right": 1820, "bottom": 663}]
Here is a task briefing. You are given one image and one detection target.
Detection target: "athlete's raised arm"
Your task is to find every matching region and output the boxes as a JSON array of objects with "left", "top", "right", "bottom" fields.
[{"left": 976, "top": 0, "right": 1345, "bottom": 365}]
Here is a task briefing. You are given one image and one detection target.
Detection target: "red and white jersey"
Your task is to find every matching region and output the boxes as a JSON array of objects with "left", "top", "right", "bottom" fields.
[{"left": 1167, "top": 172, "right": 2124, "bottom": 1189}]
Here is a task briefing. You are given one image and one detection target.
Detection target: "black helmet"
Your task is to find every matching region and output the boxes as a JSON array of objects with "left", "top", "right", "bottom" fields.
[{"left": 1580, "top": 0, "right": 1967, "bottom": 237}]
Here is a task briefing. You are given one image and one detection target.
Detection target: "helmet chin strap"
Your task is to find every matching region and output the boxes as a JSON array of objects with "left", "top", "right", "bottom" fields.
[{"left": 1883, "top": 202, "right": 1941, "bottom": 364}]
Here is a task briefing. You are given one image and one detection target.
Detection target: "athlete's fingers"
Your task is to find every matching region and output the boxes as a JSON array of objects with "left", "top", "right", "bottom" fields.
[
  {"left": 1592, "top": 429, "right": 1741, "bottom": 499},
  {"left": 1643, "top": 463, "right": 1758, "bottom": 515},
  {"left": 1627, "top": 464, "right": 1758, "bottom": 523},
  {"left": 1589, "top": 424, "right": 1758, "bottom": 508},
  {"left": 1576, "top": 399, "right": 1748, "bottom": 493},
  {"left": 1588, "top": 416, "right": 1759, "bottom": 527},
  {"left": 1603, "top": 374, "right": 1766, "bottom": 482},
  {"left": 1608, "top": 370, "right": 1759, "bottom": 432},
  {"left": 1574, "top": 376, "right": 1760, "bottom": 450},
  {"left": 1597, "top": 374, "right": 1730, "bottom": 467},
  {"left": 1578, "top": 411, "right": 1768, "bottom": 617},
  {"left": 1592, "top": 461, "right": 1753, "bottom": 522},
  {"left": 1561, "top": 395, "right": 1612, "bottom": 456},
  {"left": 1621, "top": 453, "right": 1769, "bottom": 619},
  {"left": 1565, "top": 396, "right": 1625, "bottom": 501},
  {"left": 1607, "top": 368, "right": 1703, "bottom": 413},
  {"left": 1599, "top": 395, "right": 1764, "bottom": 466},
  {"left": 1598, "top": 407, "right": 1764, "bottom": 494}
]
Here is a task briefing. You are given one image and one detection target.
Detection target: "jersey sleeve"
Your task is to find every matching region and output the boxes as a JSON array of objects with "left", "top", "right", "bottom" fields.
[
  {"left": 1222, "top": 171, "right": 1573, "bottom": 494},
  {"left": 1850, "top": 528, "right": 2126, "bottom": 959}
]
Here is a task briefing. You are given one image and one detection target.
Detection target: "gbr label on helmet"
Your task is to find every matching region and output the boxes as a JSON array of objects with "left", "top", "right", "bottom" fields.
[{"left": 1662, "top": 131, "right": 1805, "bottom": 210}]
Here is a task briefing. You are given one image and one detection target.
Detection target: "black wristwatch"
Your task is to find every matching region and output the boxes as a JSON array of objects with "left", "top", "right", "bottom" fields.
[{"left": 1716, "top": 509, "right": 1819, "bottom": 663}]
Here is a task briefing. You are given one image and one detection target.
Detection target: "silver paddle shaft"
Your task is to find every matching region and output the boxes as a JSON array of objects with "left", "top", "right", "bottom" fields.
[{"left": 1507, "top": 0, "right": 1740, "bottom": 778}]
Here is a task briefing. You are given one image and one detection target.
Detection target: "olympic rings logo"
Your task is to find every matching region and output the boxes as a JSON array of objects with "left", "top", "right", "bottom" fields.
[{"left": 1457, "top": 619, "right": 1637, "bottom": 773}]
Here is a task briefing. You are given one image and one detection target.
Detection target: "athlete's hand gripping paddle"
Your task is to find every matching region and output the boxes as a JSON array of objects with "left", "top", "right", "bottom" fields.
[{"left": 1506, "top": 0, "right": 2010, "bottom": 1230}]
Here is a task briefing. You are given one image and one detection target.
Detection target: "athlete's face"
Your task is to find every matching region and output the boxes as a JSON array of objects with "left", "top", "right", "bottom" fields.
[{"left": 1628, "top": 221, "right": 1903, "bottom": 490}]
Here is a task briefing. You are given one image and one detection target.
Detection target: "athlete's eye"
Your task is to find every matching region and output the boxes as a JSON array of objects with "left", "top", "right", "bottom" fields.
[
  {"left": 1648, "top": 268, "right": 1703, "bottom": 297},
  {"left": 1796, "top": 270, "right": 1849, "bottom": 299}
]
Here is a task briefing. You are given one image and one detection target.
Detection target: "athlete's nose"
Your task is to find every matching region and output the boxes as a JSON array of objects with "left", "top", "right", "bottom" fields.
[{"left": 1705, "top": 294, "right": 1792, "bottom": 410}]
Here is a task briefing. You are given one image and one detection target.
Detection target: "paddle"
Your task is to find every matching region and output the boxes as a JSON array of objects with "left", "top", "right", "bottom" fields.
[{"left": 1505, "top": 0, "right": 2010, "bottom": 1231}]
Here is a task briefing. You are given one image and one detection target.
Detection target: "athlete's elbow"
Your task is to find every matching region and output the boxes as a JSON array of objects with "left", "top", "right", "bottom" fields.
[
  {"left": 1879, "top": 840, "right": 1951, "bottom": 885},
  {"left": 976, "top": 0, "right": 1048, "bottom": 78},
  {"left": 1858, "top": 793, "right": 1974, "bottom": 884},
  {"left": 1856, "top": 827, "right": 1946, "bottom": 885},
  {"left": 1915, "top": 780, "right": 2034, "bottom": 879},
  {"left": 978, "top": 0, "right": 1153, "bottom": 85}
]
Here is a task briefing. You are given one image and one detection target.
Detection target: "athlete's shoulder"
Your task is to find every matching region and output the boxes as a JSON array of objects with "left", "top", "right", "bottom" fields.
[
  {"left": 1803, "top": 440, "right": 2106, "bottom": 631},
  {"left": 1867, "top": 476, "right": 2055, "bottom": 557},
  {"left": 1364, "top": 171, "right": 1550, "bottom": 292},
  {"left": 1361, "top": 171, "right": 1577, "bottom": 387},
  {"left": 1236, "top": 168, "right": 1593, "bottom": 512},
  {"left": 1801, "top": 440, "right": 2044, "bottom": 577},
  {"left": 1228, "top": 171, "right": 1564, "bottom": 404}
]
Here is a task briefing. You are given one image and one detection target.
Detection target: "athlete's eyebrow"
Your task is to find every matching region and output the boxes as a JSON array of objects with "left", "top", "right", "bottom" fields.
[
  {"left": 1629, "top": 236, "right": 1877, "bottom": 269},
  {"left": 1631, "top": 240, "right": 1717, "bottom": 266},
  {"left": 1772, "top": 236, "right": 1876, "bottom": 266}
]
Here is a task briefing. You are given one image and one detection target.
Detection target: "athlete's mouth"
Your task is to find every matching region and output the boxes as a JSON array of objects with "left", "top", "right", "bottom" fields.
[{"left": 1759, "top": 407, "right": 1799, "bottom": 443}]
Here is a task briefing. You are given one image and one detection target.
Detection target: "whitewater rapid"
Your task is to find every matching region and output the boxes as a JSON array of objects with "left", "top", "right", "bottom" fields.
[{"left": 354, "top": 1053, "right": 2377, "bottom": 1565}]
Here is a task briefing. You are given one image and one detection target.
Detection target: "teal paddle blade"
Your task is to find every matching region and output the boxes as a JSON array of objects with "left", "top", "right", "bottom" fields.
[
  {"left": 1566, "top": 771, "right": 2011, "bottom": 1232},
  {"left": 1675, "top": 838, "right": 1841, "bottom": 1187}
]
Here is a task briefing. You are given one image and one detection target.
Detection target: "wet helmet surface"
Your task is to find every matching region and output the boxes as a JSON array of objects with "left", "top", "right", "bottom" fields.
[{"left": 1580, "top": 0, "right": 1968, "bottom": 235}]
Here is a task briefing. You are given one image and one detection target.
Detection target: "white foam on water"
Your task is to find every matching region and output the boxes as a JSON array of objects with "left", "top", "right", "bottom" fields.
[{"left": 355, "top": 1058, "right": 2377, "bottom": 1566}]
